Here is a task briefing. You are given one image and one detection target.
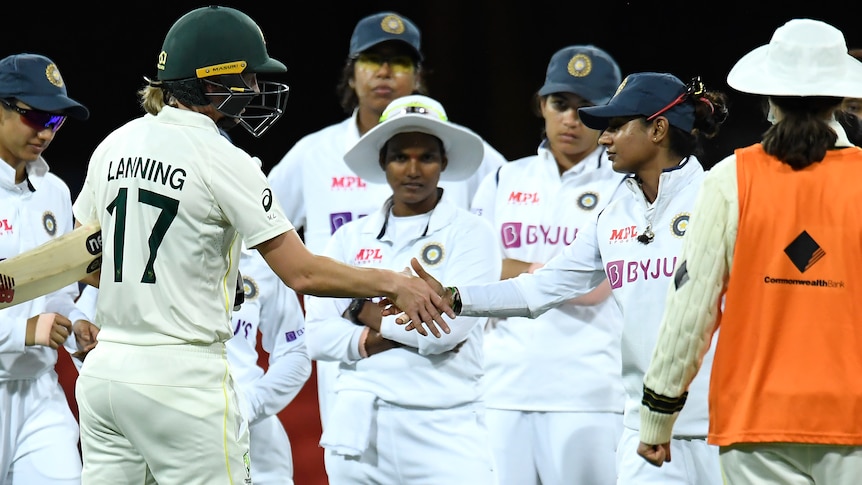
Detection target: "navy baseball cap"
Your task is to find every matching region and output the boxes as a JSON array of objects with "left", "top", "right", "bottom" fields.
[
  {"left": 538, "top": 45, "right": 621, "bottom": 105},
  {"left": 349, "top": 12, "right": 423, "bottom": 61},
  {"left": 0, "top": 53, "right": 89, "bottom": 120},
  {"left": 578, "top": 72, "right": 694, "bottom": 132}
]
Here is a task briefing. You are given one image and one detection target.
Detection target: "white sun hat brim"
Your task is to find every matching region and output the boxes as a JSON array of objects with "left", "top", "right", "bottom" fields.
[
  {"left": 727, "top": 18, "right": 862, "bottom": 98},
  {"left": 344, "top": 95, "right": 484, "bottom": 184}
]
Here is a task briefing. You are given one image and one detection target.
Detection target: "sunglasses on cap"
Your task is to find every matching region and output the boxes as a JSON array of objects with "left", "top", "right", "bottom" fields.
[
  {"left": 646, "top": 76, "right": 706, "bottom": 122},
  {"left": 354, "top": 53, "right": 416, "bottom": 74},
  {"left": 0, "top": 98, "right": 66, "bottom": 132}
]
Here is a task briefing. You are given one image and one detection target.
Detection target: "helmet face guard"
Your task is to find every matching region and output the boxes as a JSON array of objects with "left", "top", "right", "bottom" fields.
[
  {"left": 156, "top": 6, "right": 289, "bottom": 137},
  {"left": 203, "top": 75, "right": 289, "bottom": 137}
]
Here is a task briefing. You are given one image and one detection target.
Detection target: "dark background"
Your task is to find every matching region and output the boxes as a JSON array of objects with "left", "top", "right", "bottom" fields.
[
  {"left": 4, "top": 2, "right": 859, "bottom": 200},
  {"left": 13, "top": 2, "right": 859, "bottom": 483}
]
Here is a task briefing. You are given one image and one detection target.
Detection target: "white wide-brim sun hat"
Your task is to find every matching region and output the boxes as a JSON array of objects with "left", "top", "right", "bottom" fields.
[
  {"left": 727, "top": 18, "right": 862, "bottom": 98},
  {"left": 344, "top": 95, "right": 484, "bottom": 184}
]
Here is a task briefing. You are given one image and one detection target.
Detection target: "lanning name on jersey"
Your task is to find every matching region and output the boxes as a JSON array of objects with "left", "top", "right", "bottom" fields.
[{"left": 106, "top": 157, "right": 187, "bottom": 190}]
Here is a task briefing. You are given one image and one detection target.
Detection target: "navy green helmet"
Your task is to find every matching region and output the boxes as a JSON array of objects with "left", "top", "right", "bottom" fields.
[{"left": 155, "top": 6, "right": 289, "bottom": 137}]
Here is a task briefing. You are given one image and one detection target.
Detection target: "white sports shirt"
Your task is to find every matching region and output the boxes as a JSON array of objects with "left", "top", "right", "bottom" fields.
[
  {"left": 73, "top": 107, "right": 293, "bottom": 348},
  {"left": 304, "top": 196, "right": 501, "bottom": 408},
  {"left": 267, "top": 112, "right": 506, "bottom": 254},
  {"left": 459, "top": 156, "right": 716, "bottom": 437},
  {"left": 1, "top": 157, "right": 86, "bottom": 380},
  {"left": 470, "top": 142, "right": 626, "bottom": 411}
]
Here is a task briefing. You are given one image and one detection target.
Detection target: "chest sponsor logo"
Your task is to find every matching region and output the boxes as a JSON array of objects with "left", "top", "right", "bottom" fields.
[
  {"left": 507, "top": 191, "right": 540, "bottom": 204},
  {"left": 330, "top": 212, "right": 353, "bottom": 234},
  {"left": 331, "top": 176, "right": 367, "bottom": 190},
  {"left": 354, "top": 248, "right": 384, "bottom": 265},
  {"left": 0, "top": 219, "right": 12, "bottom": 235},
  {"left": 606, "top": 256, "right": 678, "bottom": 289},
  {"left": 609, "top": 225, "right": 639, "bottom": 243},
  {"left": 501, "top": 222, "right": 578, "bottom": 248}
]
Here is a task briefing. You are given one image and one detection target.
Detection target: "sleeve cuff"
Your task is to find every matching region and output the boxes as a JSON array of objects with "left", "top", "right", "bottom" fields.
[{"left": 639, "top": 406, "right": 678, "bottom": 444}]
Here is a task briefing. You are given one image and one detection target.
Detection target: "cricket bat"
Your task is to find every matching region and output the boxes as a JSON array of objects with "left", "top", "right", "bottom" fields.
[{"left": 0, "top": 222, "right": 102, "bottom": 310}]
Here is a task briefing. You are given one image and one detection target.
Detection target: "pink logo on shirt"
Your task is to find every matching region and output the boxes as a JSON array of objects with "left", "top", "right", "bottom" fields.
[
  {"left": 331, "top": 176, "right": 367, "bottom": 190},
  {"left": 606, "top": 257, "right": 678, "bottom": 289},
  {"left": 501, "top": 222, "right": 578, "bottom": 248},
  {"left": 608, "top": 225, "right": 639, "bottom": 243},
  {"left": 354, "top": 248, "right": 384, "bottom": 265},
  {"left": 507, "top": 192, "right": 540, "bottom": 204}
]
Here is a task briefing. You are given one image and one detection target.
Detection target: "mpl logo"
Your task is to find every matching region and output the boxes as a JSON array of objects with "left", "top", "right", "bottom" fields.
[
  {"left": 354, "top": 248, "right": 384, "bottom": 265},
  {"left": 507, "top": 192, "right": 540, "bottom": 204},
  {"left": 605, "top": 256, "right": 678, "bottom": 289},
  {"left": 331, "top": 176, "right": 367, "bottom": 190},
  {"left": 608, "top": 225, "right": 639, "bottom": 243},
  {"left": 0, "top": 219, "right": 12, "bottom": 235}
]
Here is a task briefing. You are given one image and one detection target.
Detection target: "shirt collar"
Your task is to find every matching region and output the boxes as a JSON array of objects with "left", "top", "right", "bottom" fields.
[{"left": 0, "top": 156, "right": 49, "bottom": 191}]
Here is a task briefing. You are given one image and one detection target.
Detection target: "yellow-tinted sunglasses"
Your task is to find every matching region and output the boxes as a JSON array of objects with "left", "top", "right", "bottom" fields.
[{"left": 355, "top": 53, "right": 416, "bottom": 74}]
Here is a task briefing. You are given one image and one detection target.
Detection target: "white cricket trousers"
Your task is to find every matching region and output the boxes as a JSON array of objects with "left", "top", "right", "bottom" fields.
[
  {"left": 720, "top": 442, "right": 862, "bottom": 485},
  {"left": 616, "top": 426, "right": 722, "bottom": 485},
  {"left": 325, "top": 400, "right": 499, "bottom": 484},
  {"left": 0, "top": 371, "right": 82, "bottom": 484},
  {"left": 76, "top": 341, "right": 250, "bottom": 485},
  {"left": 485, "top": 408, "right": 622, "bottom": 485}
]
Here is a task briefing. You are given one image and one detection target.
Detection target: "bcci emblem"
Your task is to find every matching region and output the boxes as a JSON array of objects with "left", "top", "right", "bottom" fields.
[
  {"left": 421, "top": 243, "right": 444, "bottom": 266},
  {"left": 671, "top": 213, "right": 690, "bottom": 238},
  {"left": 242, "top": 276, "right": 259, "bottom": 301},
  {"left": 45, "top": 63, "right": 64, "bottom": 87},
  {"left": 577, "top": 192, "right": 599, "bottom": 210},
  {"left": 42, "top": 212, "right": 57, "bottom": 236},
  {"left": 568, "top": 54, "right": 592, "bottom": 78},
  {"left": 381, "top": 14, "right": 406, "bottom": 34}
]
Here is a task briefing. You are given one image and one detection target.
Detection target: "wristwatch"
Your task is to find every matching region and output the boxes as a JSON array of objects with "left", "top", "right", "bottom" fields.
[{"left": 346, "top": 298, "right": 370, "bottom": 325}]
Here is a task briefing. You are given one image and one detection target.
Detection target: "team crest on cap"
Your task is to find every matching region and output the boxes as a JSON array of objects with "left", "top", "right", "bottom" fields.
[
  {"left": 568, "top": 54, "right": 592, "bottom": 78},
  {"left": 421, "top": 243, "right": 444, "bottom": 266},
  {"left": 45, "top": 64, "right": 64, "bottom": 88},
  {"left": 157, "top": 51, "right": 167, "bottom": 71},
  {"left": 42, "top": 212, "right": 57, "bottom": 236},
  {"left": 242, "top": 275, "right": 259, "bottom": 301},
  {"left": 671, "top": 212, "right": 690, "bottom": 237},
  {"left": 614, "top": 76, "right": 629, "bottom": 97},
  {"left": 577, "top": 192, "right": 599, "bottom": 210},
  {"left": 380, "top": 15, "right": 406, "bottom": 34}
]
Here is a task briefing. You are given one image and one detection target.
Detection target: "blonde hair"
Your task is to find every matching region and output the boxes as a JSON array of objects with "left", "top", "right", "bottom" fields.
[{"left": 138, "top": 84, "right": 171, "bottom": 115}]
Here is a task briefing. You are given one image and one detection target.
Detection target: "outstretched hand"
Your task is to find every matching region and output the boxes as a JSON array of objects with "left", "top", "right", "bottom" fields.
[
  {"left": 380, "top": 258, "right": 451, "bottom": 337},
  {"left": 384, "top": 262, "right": 452, "bottom": 337},
  {"left": 637, "top": 441, "right": 671, "bottom": 467}
]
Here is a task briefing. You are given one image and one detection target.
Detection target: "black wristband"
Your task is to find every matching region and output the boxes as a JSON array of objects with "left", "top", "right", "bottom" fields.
[{"left": 346, "top": 298, "right": 370, "bottom": 325}]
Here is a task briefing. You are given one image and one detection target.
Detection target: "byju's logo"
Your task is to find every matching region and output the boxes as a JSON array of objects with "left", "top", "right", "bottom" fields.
[
  {"left": 605, "top": 257, "right": 678, "bottom": 289},
  {"left": 784, "top": 230, "right": 824, "bottom": 273},
  {"left": 500, "top": 222, "right": 578, "bottom": 248}
]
